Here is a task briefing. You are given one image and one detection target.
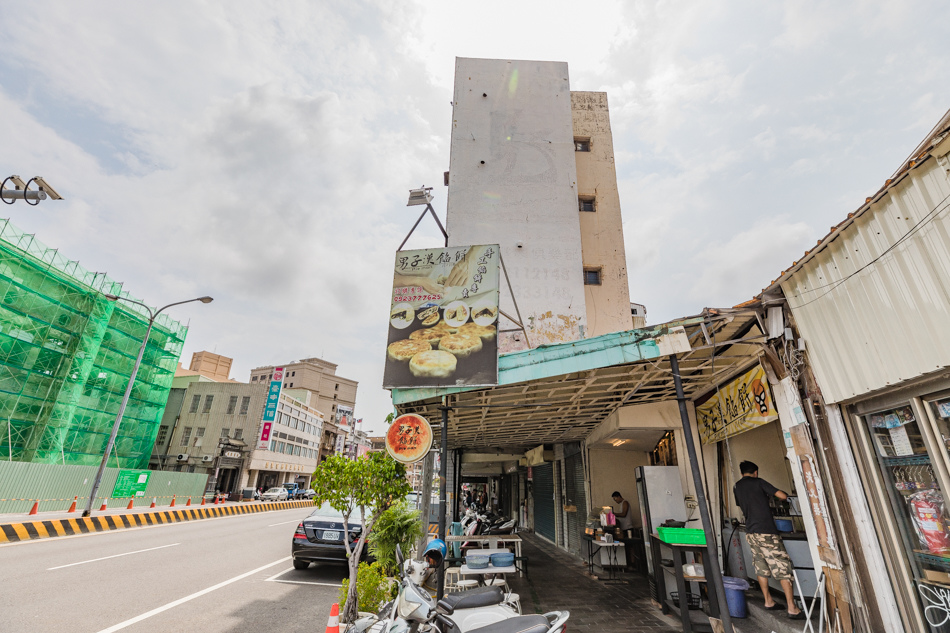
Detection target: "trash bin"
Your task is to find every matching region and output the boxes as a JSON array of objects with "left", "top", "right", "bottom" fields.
[{"left": 722, "top": 576, "right": 750, "bottom": 618}]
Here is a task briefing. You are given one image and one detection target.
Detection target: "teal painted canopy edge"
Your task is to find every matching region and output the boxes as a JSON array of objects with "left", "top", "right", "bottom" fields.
[{"left": 391, "top": 318, "right": 702, "bottom": 406}]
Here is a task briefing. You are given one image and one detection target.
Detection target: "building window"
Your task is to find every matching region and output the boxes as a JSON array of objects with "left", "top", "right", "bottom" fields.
[
  {"left": 578, "top": 196, "right": 595, "bottom": 212},
  {"left": 220, "top": 428, "right": 230, "bottom": 439},
  {"left": 277, "top": 441, "right": 285, "bottom": 453},
  {"left": 226, "top": 395, "right": 238, "bottom": 414},
  {"left": 180, "top": 427, "right": 193, "bottom": 447},
  {"left": 583, "top": 268, "right": 602, "bottom": 285},
  {"left": 189, "top": 395, "right": 201, "bottom": 414},
  {"left": 289, "top": 383, "right": 293, "bottom": 388},
  {"left": 334, "top": 394, "right": 338, "bottom": 400},
  {"left": 202, "top": 395, "right": 214, "bottom": 413},
  {"left": 240, "top": 396, "right": 250, "bottom": 415},
  {"left": 252, "top": 376, "right": 257, "bottom": 381},
  {"left": 156, "top": 425, "right": 169, "bottom": 446},
  {"left": 234, "top": 428, "right": 243, "bottom": 440},
  {"left": 194, "top": 427, "right": 205, "bottom": 446},
  {"left": 291, "top": 371, "right": 295, "bottom": 377},
  {"left": 270, "top": 440, "right": 276, "bottom": 451},
  {"left": 335, "top": 384, "right": 339, "bottom": 391},
  {"left": 574, "top": 138, "right": 590, "bottom": 152}
]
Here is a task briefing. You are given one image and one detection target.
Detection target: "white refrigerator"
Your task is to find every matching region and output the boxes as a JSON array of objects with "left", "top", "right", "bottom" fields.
[{"left": 636, "top": 466, "right": 688, "bottom": 601}]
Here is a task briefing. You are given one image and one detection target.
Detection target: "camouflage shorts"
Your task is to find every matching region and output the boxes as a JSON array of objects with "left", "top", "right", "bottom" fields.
[{"left": 746, "top": 533, "right": 793, "bottom": 581}]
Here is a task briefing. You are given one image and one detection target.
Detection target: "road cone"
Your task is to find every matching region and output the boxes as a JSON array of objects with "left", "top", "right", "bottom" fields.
[
  {"left": 325, "top": 603, "right": 340, "bottom": 633},
  {"left": 29, "top": 501, "right": 39, "bottom": 515},
  {"left": 67, "top": 496, "right": 77, "bottom": 513},
  {"left": 150, "top": 498, "right": 156, "bottom": 508},
  {"left": 127, "top": 498, "right": 134, "bottom": 510},
  {"left": 200, "top": 496, "right": 206, "bottom": 506},
  {"left": 170, "top": 496, "right": 176, "bottom": 508},
  {"left": 99, "top": 499, "right": 108, "bottom": 512},
  {"left": 186, "top": 497, "right": 191, "bottom": 506}
]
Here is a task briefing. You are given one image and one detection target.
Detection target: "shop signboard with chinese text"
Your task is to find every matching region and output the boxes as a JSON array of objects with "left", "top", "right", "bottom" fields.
[
  {"left": 257, "top": 367, "right": 284, "bottom": 450},
  {"left": 696, "top": 363, "right": 778, "bottom": 444},
  {"left": 111, "top": 469, "right": 151, "bottom": 498},
  {"left": 386, "top": 414, "right": 433, "bottom": 464},
  {"left": 384, "top": 245, "right": 500, "bottom": 388}
]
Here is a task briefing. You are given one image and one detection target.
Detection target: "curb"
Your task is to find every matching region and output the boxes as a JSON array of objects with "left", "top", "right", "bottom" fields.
[{"left": 0, "top": 499, "right": 316, "bottom": 544}]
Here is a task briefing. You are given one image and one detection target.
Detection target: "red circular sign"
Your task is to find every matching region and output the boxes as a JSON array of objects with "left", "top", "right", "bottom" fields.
[{"left": 386, "top": 414, "right": 433, "bottom": 464}]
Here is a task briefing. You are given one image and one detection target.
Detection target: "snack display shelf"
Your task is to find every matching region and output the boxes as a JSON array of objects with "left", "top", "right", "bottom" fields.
[
  {"left": 882, "top": 455, "right": 932, "bottom": 466},
  {"left": 914, "top": 550, "right": 950, "bottom": 570}
]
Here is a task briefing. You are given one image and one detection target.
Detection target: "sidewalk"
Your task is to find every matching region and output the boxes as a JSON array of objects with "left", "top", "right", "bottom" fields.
[{"left": 507, "top": 533, "right": 680, "bottom": 632}]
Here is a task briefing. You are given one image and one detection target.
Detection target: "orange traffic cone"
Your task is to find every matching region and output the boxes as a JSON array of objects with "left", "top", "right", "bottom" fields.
[
  {"left": 150, "top": 498, "right": 156, "bottom": 508},
  {"left": 186, "top": 497, "right": 191, "bottom": 506},
  {"left": 170, "top": 496, "right": 176, "bottom": 508},
  {"left": 127, "top": 498, "right": 134, "bottom": 510},
  {"left": 325, "top": 603, "right": 340, "bottom": 633},
  {"left": 67, "top": 496, "right": 77, "bottom": 513},
  {"left": 200, "top": 496, "right": 206, "bottom": 506},
  {"left": 29, "top": 501, "right": 39, "bottom": 515},
  {"left": 99, "top": 499, "right": 108, "bottom": 512}
]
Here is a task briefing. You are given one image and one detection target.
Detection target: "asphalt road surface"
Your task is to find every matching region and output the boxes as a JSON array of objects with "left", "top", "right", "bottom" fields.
[{"left": 0, "top": 507, "right": 346, "bottom": 633}]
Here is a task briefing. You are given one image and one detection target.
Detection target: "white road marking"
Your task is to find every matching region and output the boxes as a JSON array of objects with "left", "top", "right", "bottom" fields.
[
  {"left": 48, "top": 543, "right": 180, "bottom": 570},
  {"left": 94, "top": 557, "right": 291, "bottom": 633},
  {"left": 267, "top": 519, "right": 300, "bottom": 527}
]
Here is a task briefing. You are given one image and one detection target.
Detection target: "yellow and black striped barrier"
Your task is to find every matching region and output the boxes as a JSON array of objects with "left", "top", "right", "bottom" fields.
[{"left": 0, "top": 499, "right": 315, "bottom": 544}]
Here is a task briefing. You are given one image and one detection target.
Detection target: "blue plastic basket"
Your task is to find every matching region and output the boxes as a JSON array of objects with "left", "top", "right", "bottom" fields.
[
  {"left": 466, "top": 555, "right": 490, "bottom": 569},
  {"left": 490, "top": 553, "right": 515, "bottom": 567}
]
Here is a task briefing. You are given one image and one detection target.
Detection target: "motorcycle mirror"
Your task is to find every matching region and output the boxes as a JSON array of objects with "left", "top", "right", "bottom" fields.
[{"left": 395, "top": 543, "right": 404, "bottom": 566}]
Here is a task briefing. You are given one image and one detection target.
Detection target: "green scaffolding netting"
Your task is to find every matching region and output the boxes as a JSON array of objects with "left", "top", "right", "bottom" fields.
[{"left": 0, "top": 219, "right": 187, "bottom": 468}]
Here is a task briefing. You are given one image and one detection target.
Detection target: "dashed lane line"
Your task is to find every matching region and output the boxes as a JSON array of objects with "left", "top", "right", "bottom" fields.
[{"left": 48, "top": 543, "right": 180, "bottom": 570}]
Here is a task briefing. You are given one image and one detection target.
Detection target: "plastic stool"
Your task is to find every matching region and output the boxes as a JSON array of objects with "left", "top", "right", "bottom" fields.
[{"left": 457, "top": 579, "right": 479, "bottom": 590}]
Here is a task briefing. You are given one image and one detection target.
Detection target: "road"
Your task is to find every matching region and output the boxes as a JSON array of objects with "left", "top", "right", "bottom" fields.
[{"left": 0, "top": 507, "right": 346, "bottom": 633}]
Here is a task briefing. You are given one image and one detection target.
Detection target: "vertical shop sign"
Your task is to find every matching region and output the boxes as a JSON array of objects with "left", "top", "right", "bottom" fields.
[
  {"left": 257, "top": 367, "right": 284, "bottom": 450},
  {"left": 790, "top": 424, "right": 841, "bottom": 566},
  {"left": 696, "top": 363, "right": 779, "bottom": 444},
  {"left": 383, "top": 244, "right": 500, "bottom": 389}
]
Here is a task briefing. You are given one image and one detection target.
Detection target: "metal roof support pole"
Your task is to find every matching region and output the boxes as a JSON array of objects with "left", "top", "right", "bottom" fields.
[
  {"left": 669, "top": 353, "right": 734, "bottom": 633},
  {"left": 437, "top": 400, "right": 449, "bottom": 601}
]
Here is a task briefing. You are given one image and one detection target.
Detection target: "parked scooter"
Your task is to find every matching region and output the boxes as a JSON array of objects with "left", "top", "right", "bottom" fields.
[{"left": 348, "top": 543, "right": 568, "bottom": 633}]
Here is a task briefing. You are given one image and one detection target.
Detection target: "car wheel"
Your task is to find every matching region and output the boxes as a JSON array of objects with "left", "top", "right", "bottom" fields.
[{"left": 293, "top": 559, "right": 310, "bottom": 570}]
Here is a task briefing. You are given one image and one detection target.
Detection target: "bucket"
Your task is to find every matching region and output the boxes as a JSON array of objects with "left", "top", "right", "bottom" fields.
[{"left": 722, "top": 576, "right": 750, "bottom": 618}]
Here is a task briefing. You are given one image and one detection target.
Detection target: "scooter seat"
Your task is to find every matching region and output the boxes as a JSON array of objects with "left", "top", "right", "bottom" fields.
[
  {"left": 467, "top": 615, "right": 550, "bottom": 633},
  {"left": 438, "top": 586, "right": 504, "bottom": 614}
]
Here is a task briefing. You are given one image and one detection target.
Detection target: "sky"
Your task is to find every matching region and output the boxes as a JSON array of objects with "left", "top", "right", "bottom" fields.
[{"left": 1, "top": 1, "right": 949, "bottom": 435}]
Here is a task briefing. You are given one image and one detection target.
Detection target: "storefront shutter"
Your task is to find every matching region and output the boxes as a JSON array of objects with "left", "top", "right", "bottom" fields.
[
  {"left": 533, "top": 463, "right": 556, "bottom": 542},
  {"left": 564, "top": 453, "right": 586, "bottom": 558}
]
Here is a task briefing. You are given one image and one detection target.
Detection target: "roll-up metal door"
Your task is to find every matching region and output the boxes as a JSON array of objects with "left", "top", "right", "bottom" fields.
[
  {"left": 533, "top": 463, "right": 555, "bottom": 542},
  {"left": 564, "top": 452, "right": 587, "bottom": 558}
]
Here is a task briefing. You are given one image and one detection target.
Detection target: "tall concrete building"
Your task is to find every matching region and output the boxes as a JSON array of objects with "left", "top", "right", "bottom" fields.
[
  {"left": 249, "top": 357, "right": 357, "bottom": 424},
  {"left": 445, "top": 58, "right": 632, "bottom": 350}
]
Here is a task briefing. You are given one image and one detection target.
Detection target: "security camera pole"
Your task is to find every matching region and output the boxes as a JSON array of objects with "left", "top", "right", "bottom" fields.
[
  {"left": 82, "top": 294, "right": 213, "bottom": 517},
  {"left": 1, "top": 175, "right": 63, "bottom": 205}
]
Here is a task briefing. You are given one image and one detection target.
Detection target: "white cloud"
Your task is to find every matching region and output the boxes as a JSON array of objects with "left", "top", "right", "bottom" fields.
[{"left": 1, "top": 1, "right": 950, "bottom": 433}]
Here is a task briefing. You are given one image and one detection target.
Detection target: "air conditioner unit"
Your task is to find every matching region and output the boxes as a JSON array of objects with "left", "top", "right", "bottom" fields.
[
  {"left": 176, "top": 453, "right": 188, "bottom": 461},
  {"left": 201, "top": 455, "right": 214, "bottom": 463}
]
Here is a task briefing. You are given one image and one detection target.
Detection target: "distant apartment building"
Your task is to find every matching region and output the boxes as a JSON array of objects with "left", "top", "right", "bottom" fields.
[
  {"left": 151, "top": 352, "right": 341, "bottom": 495},
  {"left": 0, "top": 219, "right": 186, "bottom": 467},
  {"left": 249, "top": 357, "right": 358, "bottom": 426},
  {"left": 445, "top": 58, "right": 634, "bottom": 350}
]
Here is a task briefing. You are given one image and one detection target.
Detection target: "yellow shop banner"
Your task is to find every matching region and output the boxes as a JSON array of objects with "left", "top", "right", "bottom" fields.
[{"left": 696, "top": 364, "right": 778, "bottom": 444}]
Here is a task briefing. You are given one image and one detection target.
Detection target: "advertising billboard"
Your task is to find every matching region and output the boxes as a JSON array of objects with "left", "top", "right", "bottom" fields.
[
  {"left": 696, "top": 364, "right": 778, "bottom": 444},
  {"left": 383, "top": 245, "right": 499, "bottom": 388},
  {"left": 385, "top": 414, "right": 433, "bottom": 464},
  {"left": 257, "top": 367, "right": 284, "bottom": 450}
]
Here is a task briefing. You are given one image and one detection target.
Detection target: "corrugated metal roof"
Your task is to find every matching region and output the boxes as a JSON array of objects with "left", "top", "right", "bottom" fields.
[
  {"left": 393, "top": 310, "right": 766, "bottom": 451},
  {"left": 762, "top": 108, "right": 950, "bottom": 297},
  {"left": 780, "top": 150, "right": 950, "bottom": 403}
]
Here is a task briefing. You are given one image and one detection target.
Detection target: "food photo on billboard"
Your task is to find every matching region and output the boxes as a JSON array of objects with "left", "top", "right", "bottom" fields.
[{"left": 383, "top": 244, "right": 499, "bottom": 389}]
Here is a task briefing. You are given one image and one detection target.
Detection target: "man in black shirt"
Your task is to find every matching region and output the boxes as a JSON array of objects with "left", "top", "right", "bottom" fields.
[{"left": 734, "top": 460, "right": 803, "bottom": 620}]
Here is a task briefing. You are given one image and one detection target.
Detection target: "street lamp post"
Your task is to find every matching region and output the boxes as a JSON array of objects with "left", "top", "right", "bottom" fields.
[{"left": 82, "top": 294, "right": 213, "bottom": 517}]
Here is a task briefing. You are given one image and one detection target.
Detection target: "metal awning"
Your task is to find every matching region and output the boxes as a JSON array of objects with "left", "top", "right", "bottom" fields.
[{"left": 392, "top": 308, "right": 766, "bottom": 453}]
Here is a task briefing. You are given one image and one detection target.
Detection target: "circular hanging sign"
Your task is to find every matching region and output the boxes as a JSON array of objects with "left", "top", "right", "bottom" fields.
[{"left": 385, "top": 414, "right": 433, "bottom": 464}]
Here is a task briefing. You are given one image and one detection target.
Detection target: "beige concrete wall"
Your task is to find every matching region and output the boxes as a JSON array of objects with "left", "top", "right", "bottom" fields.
[
  {"left": 571, "top": 91, "right": 631, "bottom": 337},
  {"left": 249, "top": 358, "right": 358, "bottom": 422},
  {"left": 588, "top": 447, "right": 652, "bottom": 527}
]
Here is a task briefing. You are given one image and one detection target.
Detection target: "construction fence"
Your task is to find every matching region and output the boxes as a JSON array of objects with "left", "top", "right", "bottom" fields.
[{"left": 0, "top": 460, "right": 208, "bottom": 514}]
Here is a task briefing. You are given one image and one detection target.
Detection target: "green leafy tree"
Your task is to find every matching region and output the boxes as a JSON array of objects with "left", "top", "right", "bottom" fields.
[
  {"left": 369, "top": 500, "right": 425, "bottom": 575},
  {"left": 312, "top": 452, "right": 412, "bottom": 623},
  {"left": 338, "top": 562, "right": 397, "bottom": 614}
]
